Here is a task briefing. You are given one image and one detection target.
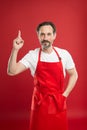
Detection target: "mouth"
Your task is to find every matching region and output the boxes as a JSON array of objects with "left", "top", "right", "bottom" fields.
[
  {"left": 41, "top": 40, "right": 50, "bottom": 44},
  {"left": 42, "top": 42, "right": 48, "bottom": 46},
  {"left": 41, "top": 40, "right": 51, "bottom": 49}
]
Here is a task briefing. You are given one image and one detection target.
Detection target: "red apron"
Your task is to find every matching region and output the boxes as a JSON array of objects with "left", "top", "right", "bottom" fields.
[{"left": 29, "top": 47, "right": 68, "bottom": 130}]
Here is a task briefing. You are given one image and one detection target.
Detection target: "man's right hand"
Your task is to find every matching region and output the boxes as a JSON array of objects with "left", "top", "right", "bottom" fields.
[
  {"left": 7, "top": 30, "right": 26, "bottom": 76},
  {"left": 13, "top": 30, "right": 24, "bottom": 50}
]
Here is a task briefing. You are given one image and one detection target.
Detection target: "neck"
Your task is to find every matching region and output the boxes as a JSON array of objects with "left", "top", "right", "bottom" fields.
[{"left": 42, "top": 46, "right": 53, "bottom": 54}]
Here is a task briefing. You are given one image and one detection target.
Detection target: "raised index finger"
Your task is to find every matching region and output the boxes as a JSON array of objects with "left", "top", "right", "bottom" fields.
[{"left": 18, "top": 30, "right": 21, "bottom": 38}]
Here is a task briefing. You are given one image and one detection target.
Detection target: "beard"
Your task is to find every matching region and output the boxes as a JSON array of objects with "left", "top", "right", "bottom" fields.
[{"left": 41, "top": 40, "right": 52, "bottom": 50}]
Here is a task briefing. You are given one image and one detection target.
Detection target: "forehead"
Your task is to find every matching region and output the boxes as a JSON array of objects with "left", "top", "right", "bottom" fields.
[{"left": 39, "top": 25, "right": 53, "bottom": 33}]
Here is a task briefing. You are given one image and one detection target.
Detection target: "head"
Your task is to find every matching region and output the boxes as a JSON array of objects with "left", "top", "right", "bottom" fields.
[{"left": 36, "top": 21, "right": 56, "bottom": 50}]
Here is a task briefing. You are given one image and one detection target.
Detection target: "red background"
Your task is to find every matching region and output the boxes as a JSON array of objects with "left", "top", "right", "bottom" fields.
[{"left": 0, "top": 0, "right": 87, "bottom": 130}]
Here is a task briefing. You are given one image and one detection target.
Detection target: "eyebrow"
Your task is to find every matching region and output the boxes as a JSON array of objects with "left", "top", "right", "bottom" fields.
[{"left": 40, "top": 32, "right": 52, "bottom": 35}]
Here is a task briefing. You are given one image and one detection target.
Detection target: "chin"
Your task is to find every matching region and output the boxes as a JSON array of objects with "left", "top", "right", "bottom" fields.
[{"left": 42, "top": 45, "right": 51, "bottom": 50}]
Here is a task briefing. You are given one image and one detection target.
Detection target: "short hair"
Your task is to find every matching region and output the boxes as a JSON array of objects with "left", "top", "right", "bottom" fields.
[{"left": 36, "top": 21, "right": 56, "bottom": 33}]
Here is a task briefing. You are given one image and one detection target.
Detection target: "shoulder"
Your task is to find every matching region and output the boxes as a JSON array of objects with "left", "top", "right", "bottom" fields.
[
  {"left": 28, "top": 48, "right": 40, "bottom": 55},
  {"left": 54, "top": 46, "right": 74, "bottom": 64},
  {"left": 20, "top": 48, "right": 40, "bottom": 61},
  {"left": 54, "top": 46, "right": 75, "bottom": 69},
  {"left": 54, "top": 46, "right": 70, "bottom": 56},
  {"left": 19, "top": 48, "right": 40, "bottom": 68},
  {"left": 24, "top": 48, "right": 40, "bottom": 58}
]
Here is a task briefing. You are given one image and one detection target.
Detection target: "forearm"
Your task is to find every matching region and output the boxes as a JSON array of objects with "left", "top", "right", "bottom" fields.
[
  {"left": 7, "top": 31, "right": 25, "bottom": 75},
  {"left": 7, "top": 48, "right": 19, "bottom": 75},
  {"left": 63, "top": 69, "right": 78, "bottom": 97}
]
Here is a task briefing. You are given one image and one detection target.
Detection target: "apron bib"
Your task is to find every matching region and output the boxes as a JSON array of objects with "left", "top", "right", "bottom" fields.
[{"left": 29, "top": 47, "right": 68, "bottom": 130}]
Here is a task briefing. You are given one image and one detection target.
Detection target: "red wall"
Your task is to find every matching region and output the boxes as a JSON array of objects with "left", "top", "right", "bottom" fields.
[{"left": 0, "top": 0, "right": 87, "bottom": 130}]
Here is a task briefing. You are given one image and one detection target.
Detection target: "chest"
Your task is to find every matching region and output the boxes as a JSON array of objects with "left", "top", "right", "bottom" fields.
[{"left": 40, "top": 51, "right": 60, "bottom": 62}]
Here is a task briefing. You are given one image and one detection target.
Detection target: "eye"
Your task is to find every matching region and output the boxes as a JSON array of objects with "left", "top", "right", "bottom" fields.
[
  {"left": 40, "top": 33, "right": 45, "bottom": 36},
  {"left": 47, "top": 33, "right": 52, "bottom": 36}
]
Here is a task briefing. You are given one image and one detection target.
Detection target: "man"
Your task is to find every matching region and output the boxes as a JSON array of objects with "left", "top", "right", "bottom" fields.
[{"left": 7, "top": 21, "right": 78, "bottom": 130}]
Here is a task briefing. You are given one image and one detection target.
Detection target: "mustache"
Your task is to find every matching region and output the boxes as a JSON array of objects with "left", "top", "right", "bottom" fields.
[{"left": 41, "top": 40, "right": 50, "bottom": 44}]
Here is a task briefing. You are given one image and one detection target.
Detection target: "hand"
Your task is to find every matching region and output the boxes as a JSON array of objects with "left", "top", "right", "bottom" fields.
[
  {"left": 62, "top": 92, "right": 68, "bottom": 98},
  {"left": 13, "top": 30, "right": 24, "bottom": 50}
]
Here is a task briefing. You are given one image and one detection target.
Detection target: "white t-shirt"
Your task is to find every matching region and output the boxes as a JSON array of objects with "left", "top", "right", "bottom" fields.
[{"left": 19, "top": 47, "right": 75, "bottom": 77}]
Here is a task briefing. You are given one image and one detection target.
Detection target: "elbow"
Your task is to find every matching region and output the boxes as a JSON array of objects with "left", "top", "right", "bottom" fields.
[
  {"left": 7, "top": 71, "right": 14, "bottom": 76},
  {"left": 76, "top": 72, "right": 78, "bottom": 80},
  {"left": 7, "top": 68, "right": 16, "bottom": 76},
  {"left": 7, "top": 71, "right": 15, "bottom": 76},
  {"left": 75, "top": 69, "right": 78, "bottom": 82}
]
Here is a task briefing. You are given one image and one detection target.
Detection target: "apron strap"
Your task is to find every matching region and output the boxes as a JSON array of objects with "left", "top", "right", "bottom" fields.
[{"left": 38, "top": 47, "right": 61, "bottom": 62}]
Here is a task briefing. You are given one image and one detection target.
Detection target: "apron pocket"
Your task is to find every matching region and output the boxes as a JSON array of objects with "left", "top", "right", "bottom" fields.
[{"left": 58, "top": 94, "right": 67, "bottom": 111}]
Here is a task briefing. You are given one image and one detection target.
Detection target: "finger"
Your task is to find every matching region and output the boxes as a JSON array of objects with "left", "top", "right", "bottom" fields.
[
  {"left": 16, "top": 40, "right": 24, "bottom": 45},
  {"left": 18, "top": 30, "right": 21, "bottom": 38}
]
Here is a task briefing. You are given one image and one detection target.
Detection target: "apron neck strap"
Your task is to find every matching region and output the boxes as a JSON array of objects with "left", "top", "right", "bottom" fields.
[{"left": 38, "top": 47, "right": 61, "bottom": 62}]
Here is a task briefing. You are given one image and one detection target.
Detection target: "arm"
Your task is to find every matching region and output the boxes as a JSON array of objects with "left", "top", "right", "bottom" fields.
[
  {"left": 7, "top": 31, "right": 27, "bottom": 76},
  {"left": 62, "top": 67, "right": 78, "bottom": 97}
]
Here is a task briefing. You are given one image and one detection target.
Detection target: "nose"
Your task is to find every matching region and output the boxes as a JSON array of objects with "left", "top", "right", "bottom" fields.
[{"left": 43, "top": 34, "right": 48, "bottom": 40}]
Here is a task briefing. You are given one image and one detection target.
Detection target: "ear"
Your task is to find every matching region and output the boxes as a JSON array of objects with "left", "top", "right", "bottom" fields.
[
  {"left": 53, "top": 33, "right": 57, "bottom": 40},
  {"left": 36, "top": 31, "right": 40, "bottom": 40}
]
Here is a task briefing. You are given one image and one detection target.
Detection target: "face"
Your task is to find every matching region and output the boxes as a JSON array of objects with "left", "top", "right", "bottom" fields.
[{"left": 37, "top": 25, "right": 56, "bottom": 50}]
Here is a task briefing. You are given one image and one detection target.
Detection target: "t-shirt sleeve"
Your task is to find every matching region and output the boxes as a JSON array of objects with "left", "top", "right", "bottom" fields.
[
  {"left": 64, "top": 50, "right": 75, "bottom": 70},
  {"left": 19, "top": 48, "right": 39, "bottom": 72},
  {"left": 19, "top": 53, "right": 31, "bottom": 68}
]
